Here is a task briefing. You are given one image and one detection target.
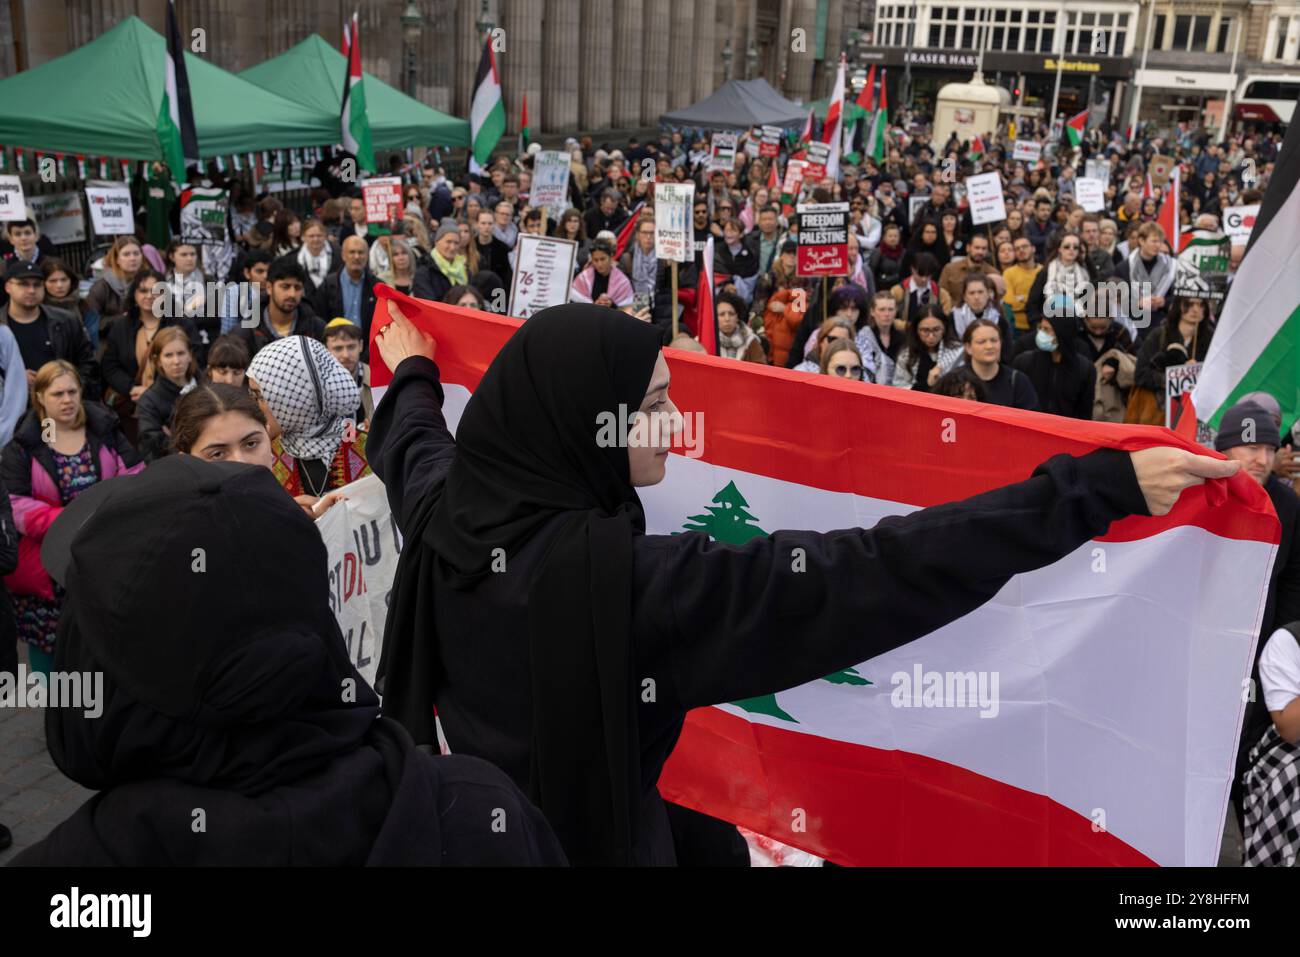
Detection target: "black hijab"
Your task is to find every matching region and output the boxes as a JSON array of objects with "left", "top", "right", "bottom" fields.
[
  {"left": 29, "top": 456, "right": 451, "bottom": 865},
  {"left": 379, "top": 303, "right": 663, "bottom": 866}
]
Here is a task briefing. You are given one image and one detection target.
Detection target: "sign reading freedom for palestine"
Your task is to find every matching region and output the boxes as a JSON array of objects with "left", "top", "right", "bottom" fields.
[{"left": 796, "top": 202, "right": 849, "bottom": 277}]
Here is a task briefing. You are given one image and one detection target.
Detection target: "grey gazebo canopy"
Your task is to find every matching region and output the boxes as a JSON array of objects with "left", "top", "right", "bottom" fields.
[{"left": 659, "top": 79, "right": 807, "bottom": 131}]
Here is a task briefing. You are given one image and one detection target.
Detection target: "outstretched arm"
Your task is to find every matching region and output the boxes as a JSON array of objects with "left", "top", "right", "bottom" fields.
[
  {"left": 635, "top": 447, "right": 1235, "bottom": 712},
  {"left": 366, "top": 302, "right": 453, "bottom": 529}
]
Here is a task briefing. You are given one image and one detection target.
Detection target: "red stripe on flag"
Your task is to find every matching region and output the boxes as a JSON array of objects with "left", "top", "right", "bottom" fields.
[
  {"left": 368, "top": 284, "right": 1278, "bottom": 545},
  {"left": 614, "top": 201, "right": 645, "bottom": 261},
  {"left": 658, "top": 706, "right": 1157, "bottom": 866}
]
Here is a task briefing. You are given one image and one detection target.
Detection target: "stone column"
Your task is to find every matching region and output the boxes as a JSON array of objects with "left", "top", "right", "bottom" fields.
[
  {"left": 640, "top": 0, "right": 671, "bottom": 125},
  {"left": 774, "top": 0, "right": 794, "bottom": 94},
  {"left": 611, "top": 0, "right": 644, "bottom": 127},
  {"left": 578, "top": 0, "right": 613, "bottom": 129},
  {"left": 784, "top": 0, "right": 817, "bottom": 104},
  {"left": 666, "top": 0, "right": 694, "bottom": 109},
  {"left": 692, "top": 0, "right": 717, "bottom": 100},
  {"left": 541, "top": 0, "right": 580, "bottom": 131},
  {"left": 502, "top": 0, "right": 543, "bottom": 135}
]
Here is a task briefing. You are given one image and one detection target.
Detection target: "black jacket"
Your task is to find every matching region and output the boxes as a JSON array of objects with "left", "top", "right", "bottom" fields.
[
  {"left": 101, "top": 313, "right": 200, "bottom": 399},
  {"left": 316, "top": 268, "right": 380, "bottom": 356},
  {"left": 0, "top": 303, "right": 99, "bottom": 401},
  {"left": 236, "top": 303, "right": 326, "bottom": 359},
  {"left": 0, "top": 474, "right": 16, "bottom": 679},
  {"left": 368, "top": 354, "right": 1148, "bottom": 865},
  {"left": 135, "top": 376, "right": 190, "bottom": 462}
]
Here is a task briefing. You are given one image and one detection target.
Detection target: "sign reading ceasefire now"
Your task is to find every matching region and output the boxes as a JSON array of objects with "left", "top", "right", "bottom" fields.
[{"left": 796, "top": 202, "right": 849, "bottom": 278}]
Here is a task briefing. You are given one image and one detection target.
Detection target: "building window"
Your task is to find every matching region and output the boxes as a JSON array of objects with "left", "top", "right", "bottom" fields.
[
  {"left": 1191, "top": 16, "right": 1210, "bottom": 50},
  {"left": 1173, "top": 15, "right": 1191, "bottom": 50},
  {"left": 1217, "top": 17, "right": 1234, "bottom": 53},
  {"left": 1275, "top": 17, "right": 1291, "bottom": 61},
  {"left": 1153, "top": 14, "right": 1167, "bottom": 49}
]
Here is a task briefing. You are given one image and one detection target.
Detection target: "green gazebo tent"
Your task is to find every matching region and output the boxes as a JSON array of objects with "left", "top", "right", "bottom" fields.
[
  {"left": 240, "top": 35, "right": 470, "bottom": 149},
  {"left": 0, "top": 17, "right": 337, "bottom": 159}
]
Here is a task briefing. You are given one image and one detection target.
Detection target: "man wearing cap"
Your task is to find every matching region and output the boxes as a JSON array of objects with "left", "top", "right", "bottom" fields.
[
  {"left": 0, "top": 259, "right": 98, "bottom": 402},
  {"left": 1217, "top": 399, "right": 1300, "bottom": 833}
]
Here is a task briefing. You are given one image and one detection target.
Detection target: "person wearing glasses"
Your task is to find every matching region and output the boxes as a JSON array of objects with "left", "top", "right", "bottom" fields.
[
  {"left": 819, "top": 337, "right": 865, "bottom": 381},
  {"left": 1002, "top": 235, "right": 1042, "bottom": 333},
  {"left": 1024, "top": 231, "right": 1092, "bottom": 332},
  {"left": 892, "top": 304, "right": 963, "bottom": 392}
]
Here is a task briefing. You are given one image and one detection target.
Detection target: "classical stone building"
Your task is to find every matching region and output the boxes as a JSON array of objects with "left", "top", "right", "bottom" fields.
[{"left": 0, "top": 0, "right": 868, "bottom": 134}]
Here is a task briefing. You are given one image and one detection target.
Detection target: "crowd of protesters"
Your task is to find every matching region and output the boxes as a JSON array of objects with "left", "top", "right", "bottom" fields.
[{"left": 0, "top": 102, "right": 1298, "bottom": 866}]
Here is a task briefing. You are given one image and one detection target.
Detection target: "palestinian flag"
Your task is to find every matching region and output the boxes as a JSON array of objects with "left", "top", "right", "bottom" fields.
[
  {"left": 821, "top": 54, "right": 846, "bottom": 181},
  {"left": 1064, "top": 109, "right": 1088, "bottom": 148},
  {"left": 970, "top": 135, "right": 985, "bottom": 162},
  {"left": 697, "top": 235, "right": 717, "bottom": 356},
  {"left": 1195, "top": 102, "right": 1300, "bottom": 433},
  {"left": 340, "top": 13, "right": 376, "bottom": 173},
  {"left": 613, "top": 201, "right": 646, "bottom": 260},
  {"left": 518, "top": 92, "right": 530, "bottom": 155},
  {"left": 471, "top": 33, "right": 506, "bottom": 171},
  {"left": 160, "top": 0, "right": 199, "bottom": 182},
  {"left": 844, "top": 64, "right": 876, "bottom": 165},
  {"left": 366, "top": 285, "right": 1275, "bottom": 866},
  {"left": 866, "top": 70, "right": 888, "bottom": 163}
]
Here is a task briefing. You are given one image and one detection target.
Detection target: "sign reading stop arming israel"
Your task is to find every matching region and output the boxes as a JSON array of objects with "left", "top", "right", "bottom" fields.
[
  {"left": 796, "top": 202, "right": 849, "bottom": 277},
  {"left": 655, "top": 182, "right": 695, "bottom": 262}
]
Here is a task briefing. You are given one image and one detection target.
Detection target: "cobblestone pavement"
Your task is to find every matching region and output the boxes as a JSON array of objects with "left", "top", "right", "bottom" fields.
[{"left": 0, "top": 646, "right": 94, "bottom": 865}]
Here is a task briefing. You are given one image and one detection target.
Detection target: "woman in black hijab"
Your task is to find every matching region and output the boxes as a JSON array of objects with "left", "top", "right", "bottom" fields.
[
  {"left": 369, "top": 295, "right": 1237, "bottom": 867},
  {"left": 11, "top": 454, "right": 565, "bottom": 866}
]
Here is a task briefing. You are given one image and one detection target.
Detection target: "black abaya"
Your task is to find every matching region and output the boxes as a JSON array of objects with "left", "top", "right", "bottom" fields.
[{"left": 370, "top": 305, "right": 1150, "bottom": 867}]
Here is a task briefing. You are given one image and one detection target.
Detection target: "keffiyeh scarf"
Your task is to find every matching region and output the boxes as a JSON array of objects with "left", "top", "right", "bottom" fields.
[{"left": 248, "top": 335, "right": 361, "bottom": 464}]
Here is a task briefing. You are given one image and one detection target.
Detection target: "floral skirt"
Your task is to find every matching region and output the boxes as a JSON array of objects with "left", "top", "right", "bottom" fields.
[{"left": 14, "top": 590, "right": 62, "bottom": 655}]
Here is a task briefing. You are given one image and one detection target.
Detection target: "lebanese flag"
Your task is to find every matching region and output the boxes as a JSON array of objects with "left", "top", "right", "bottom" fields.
[
  {"left": 821, "top": 54, "right": 847, "bottom": 180},
  {"left": 367, "top": 285, "right": 1276, "bottom": 866},
  {"left": 697, "top": 235, "right": 717, "bottom": 355},
  {"left": 1157, "top": 164, "right": 1184, "bottom": 254}
]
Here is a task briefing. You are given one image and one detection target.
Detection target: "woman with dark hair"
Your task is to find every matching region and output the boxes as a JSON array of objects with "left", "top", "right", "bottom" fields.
[
  {"left": 901, "top": 219, "right": 949, "bottom": 276},
  {"left": 892, "top": 303, "right": 962, "bottom": 391},
  {"left": 556, "top": 208, "right": 591, "bottom": 273},
  {"left": 715, "top": 291, "right": 764, "bottom": 363},
  {"left": 84, "top": 236, "right": 143, "bottom": 344},
  {"left": 443, "top": 284, "right": 486, "bottom": 311},
  {"left": 939, "top": 209, "right": 965, "bottom": 263},
  {"left": 1025, "top": 230, "right": 1091, "bottom": 329},
  {"left": 271, "top": 208, "right": 303, "bottom": 258},
  {"left": 934, "top": 365, "right": 988, "bottom": 401},
  {"left": 1134, "top": 295, "right": 1216, "bottom": 404},
  {"left": 101, "top": 268, "right": 199, "bottom": 440},
  {"left": 205, "top": 332, "right": 251, "bottom": 388},
  {"left": 365, "top": 295, "right": 1232, "bottom": 866},
  {"left": 963, "top": 317, "right": 1039, "bottom": 410},
  {"left": 1, "top": 360, "right": 141, "bottom": 678},
  {"left": 41, "top": 257, "right": 92, "bottom": 346}
]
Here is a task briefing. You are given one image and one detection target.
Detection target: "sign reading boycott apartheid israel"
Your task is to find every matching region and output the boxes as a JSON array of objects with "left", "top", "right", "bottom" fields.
[
  {"left": 530, "top": 150, "right": 572, "bottom": 222},
  {"left": 654, "top": 182, "right": 694, "bottom": 262},
  {"left": 316, "top": 474, "right": 402, "bottom": 689},
  {"left": 795, "top": 202, "right": 849, "bottom": 277},
  {"left": 365, "top": 285, "right": 1276, "bottom": 867}
]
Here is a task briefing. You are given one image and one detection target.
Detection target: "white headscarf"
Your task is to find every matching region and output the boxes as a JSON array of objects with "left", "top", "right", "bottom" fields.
[{"left": 248, "top": 336, "right": 360, "bottom": 464}]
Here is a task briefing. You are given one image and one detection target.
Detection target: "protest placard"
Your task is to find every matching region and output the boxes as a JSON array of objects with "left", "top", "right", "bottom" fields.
[
  {"left": 0, "top": 175, "right": 26, "bottom": 222},
  {"left": 1012, "top": 140, "right": 1042, "bottom": 163},
  {"left": 531, "top": 150, "right": 572, "bottom": 222},
  {"left": 710, "top": 132, "right": 738, "bottom": 172},
  {"left": 362, "top": 176, "right": 403, "bottom": 226},
  {"left": 507, "top": 234, "right": 578, "bottom": 320},
  {"left": 30, "top": 192, "right": 86, "bottom": 243},
  {"left": 760, "top": 125, "right": 783, "bottom": 158},
  {"left": 803, "top": 141, "right": 831, "bottom": 181},
  {"left": 795, "top": 202, "right": 849, "bottom": 277},
  {"left": 1224, "top": 205, "right": 1260, "bottom": 246},
  {"left": 654, "top": 182, "right": 694, "bottom": 262},
  {"left": 965, "top": 171, "right": 1007, "bottom": 226},
  {"left": 84, "top": 184, "right": 134, "bottom": 235},
  {"left": 1075, "top": 177, "right": 1106, "bottom": 212}
]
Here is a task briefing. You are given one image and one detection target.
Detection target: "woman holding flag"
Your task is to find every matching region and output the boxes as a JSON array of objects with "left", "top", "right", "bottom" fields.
[{"left": 367, "top": 292, "right": 1237, "bottom": 867}]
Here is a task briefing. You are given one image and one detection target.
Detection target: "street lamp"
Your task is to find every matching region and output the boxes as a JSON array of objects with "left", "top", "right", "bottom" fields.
[
  {"left": 476, "top": 0, "right": 494, "bottom": 39},
  {"left": 401, "top": 2, "right": 423, "bottom": 98},
  {"left": 746, "top": 41, "right": 758, "bottom": 80},
  {"left": 722, "top": 39, "right": 733, "bottom": 82}
]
